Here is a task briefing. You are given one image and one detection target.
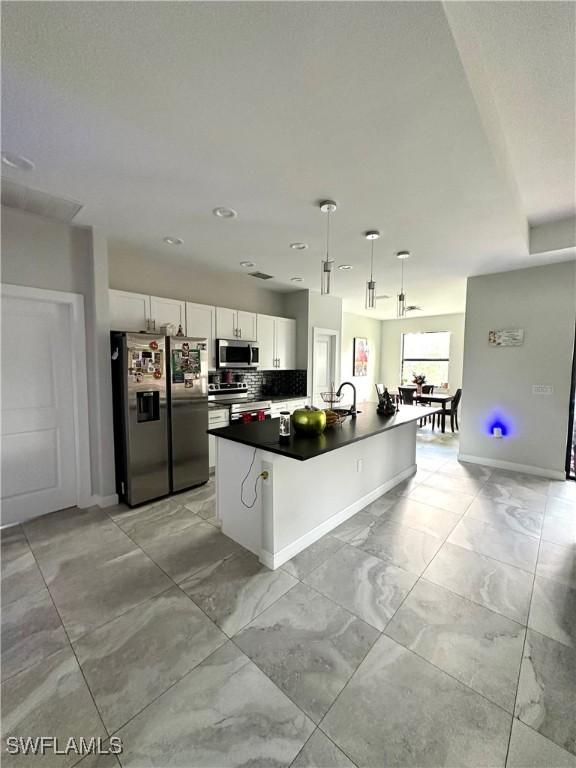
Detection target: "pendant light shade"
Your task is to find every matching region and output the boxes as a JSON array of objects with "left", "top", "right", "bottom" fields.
[
  {"left": 396, "top": 251, "right": 410, "bottom": 318},
  {"left": 321, "top": 258, "right": 334, "bottom": 295},
  {"left": 320, "top": 201, "right": 337, "bottom": 295},
  {"left": 364, "top": 231, "right": 380, "bottom": 309}
]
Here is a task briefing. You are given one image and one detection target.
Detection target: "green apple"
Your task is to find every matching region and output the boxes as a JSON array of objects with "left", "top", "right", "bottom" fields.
[{"left": 292, "top": 408, "right": 327, "bottom": 435}]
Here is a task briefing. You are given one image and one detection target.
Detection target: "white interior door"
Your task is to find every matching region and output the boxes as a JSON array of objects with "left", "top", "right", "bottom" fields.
[
  {"left": 1, "top": 294, "right": 78, "bottom": 524},
  {"left": 312, "top": 329, "right": 337, "bottom": 408}
]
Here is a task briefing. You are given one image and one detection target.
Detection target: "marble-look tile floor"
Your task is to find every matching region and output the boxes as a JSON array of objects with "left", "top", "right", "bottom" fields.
[{"left": 2, "top": 433, "right": 576, "bottom": 767}]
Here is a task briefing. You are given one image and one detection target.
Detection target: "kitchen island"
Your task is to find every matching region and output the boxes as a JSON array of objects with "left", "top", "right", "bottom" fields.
[{"left": 208, "top": 404, "right": 439, "bottom": 569}]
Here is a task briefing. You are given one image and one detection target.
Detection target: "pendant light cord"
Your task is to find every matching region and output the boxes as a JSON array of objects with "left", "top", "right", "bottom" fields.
[{"left": 325, "top": 210, "right": 331, "bottom": 264}]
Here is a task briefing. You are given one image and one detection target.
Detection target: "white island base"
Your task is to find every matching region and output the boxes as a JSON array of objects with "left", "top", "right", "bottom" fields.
[{"left": 214, "top": 420, "right": 418, "bottom": 570}]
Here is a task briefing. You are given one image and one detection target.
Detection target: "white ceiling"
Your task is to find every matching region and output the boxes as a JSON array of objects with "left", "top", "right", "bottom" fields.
[{"left": 2, "top": 2, "right": 574, "bottom": 319}]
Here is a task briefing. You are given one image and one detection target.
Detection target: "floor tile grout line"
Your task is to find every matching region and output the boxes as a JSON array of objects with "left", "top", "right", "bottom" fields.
[
  {"left": 503, "top": 516, "right": 544, "bottom": 767},
  {"left": 17, "top": 525, "right": 111, "bottom": 745}
]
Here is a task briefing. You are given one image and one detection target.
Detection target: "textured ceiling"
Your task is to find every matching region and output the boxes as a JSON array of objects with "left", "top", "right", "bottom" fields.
[{"left": 2, "top": 1, "right": 574, "bottom": 318}]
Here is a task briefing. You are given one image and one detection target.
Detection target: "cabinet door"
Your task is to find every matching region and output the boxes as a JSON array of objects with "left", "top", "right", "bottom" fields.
[
  {"left": 257, "top": 314, "right": 276, "bottom": 369},
  {"left": 275, "top": 317, "right": 296, "bottom": 370},
  {"left": 109, "top": 290, "right": 150, "bottom": 332},
  {"left": 216, "top": 307, "right": 237, "bottom": 339},
  {"left": 149, "top": 296, "right": 186, "bottom": 332},
  {"left": 186, "top": 302, "right": 216, "bottom": 369},
  {"left": 236, "top": 310, "right": 257, "bottom": 341}
]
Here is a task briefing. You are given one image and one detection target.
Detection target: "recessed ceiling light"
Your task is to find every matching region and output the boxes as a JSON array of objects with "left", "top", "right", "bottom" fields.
[
  {"left": 1, "top": 152, "right": 35, "bottom": 171},
  {"left": 240, "top": 261, "right": 255, "bottom": 268},
  {"left": 396, "top": 250, "right": 411, "bottom": 260},
  {"left": 163, "top": 236, "right": 183, "bottom": 245},
  {"left": 291, "top": 277, "right": 304, "bottom": 283},
  {"left": 290, "top": 242, "right": 308, "bottom": 251},
  {"left": 338, "top": 264, "right": 353, "bottom": 270},
  {"left": 213, "top": 207, "right": 238, "bottom": 219}
]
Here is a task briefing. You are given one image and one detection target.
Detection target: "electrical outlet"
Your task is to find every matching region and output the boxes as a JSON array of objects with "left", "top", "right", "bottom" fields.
[
  {"left": 532, "top": 385, "right": 553, "bottom": 396},
  {"left": 356, "top": 459, "right": 363, "bottom": 473}
]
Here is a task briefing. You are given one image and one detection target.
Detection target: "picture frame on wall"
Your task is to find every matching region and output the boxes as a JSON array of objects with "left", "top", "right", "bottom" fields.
[
  {"left": 353, "top": 337, "right": 369, "bottom": 377},
  {"left": 488, "top": 328, "right": 524, "bottom": 347}
]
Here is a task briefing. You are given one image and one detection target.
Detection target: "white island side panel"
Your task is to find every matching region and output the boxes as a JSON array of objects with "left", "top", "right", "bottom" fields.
[{"left": 215, "top": 420, "right": 417, "bottom": 569}]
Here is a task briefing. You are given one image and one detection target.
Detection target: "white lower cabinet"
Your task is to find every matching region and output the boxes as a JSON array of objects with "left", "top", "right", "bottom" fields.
[
  {"left": 270, "top": 398, "right": 310, "bottom": 418},
  {"left": 208, "top": 409, "right": 230, "bottom": 468}
]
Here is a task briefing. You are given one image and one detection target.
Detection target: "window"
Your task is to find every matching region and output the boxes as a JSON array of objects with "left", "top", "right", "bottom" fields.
[{"left": 401, "top": 331, "right": 450, "bottom": 386}]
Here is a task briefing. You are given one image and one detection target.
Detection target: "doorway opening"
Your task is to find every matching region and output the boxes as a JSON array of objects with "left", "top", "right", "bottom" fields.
[
  {"left": 312, "top": 328, "right": 340, "bottom": 409},
  {"left": 566, "top": 325, "right": 576, "bottom": 480}
]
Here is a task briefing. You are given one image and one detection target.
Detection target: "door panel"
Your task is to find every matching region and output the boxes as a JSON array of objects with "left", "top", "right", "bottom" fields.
[
  {"left": 216, "top": 307, "right": 236, "bottom": 339},
  {"left": 109, "top": 290, "right": 150, "bottom": 332},
  {"left": 1, "top": 296, "right": 77, "bottom": 523},
  {"left": 150, "top": 296, "right": 185, "bottom": 331},
  {"left": 257, "top": 314, "right": 276, "bottom": 369},
  {"left": 276, "top": 318, "right": 296, "bottom": 370},
  {"left": 237, "top": 311, "right": 257, "bottom": 341},
  {"left": 186, "top": 302, "right": 216, "bottom": 369},
  {"left": 313, "top": 332, "right": 336, "bottom": 408}
]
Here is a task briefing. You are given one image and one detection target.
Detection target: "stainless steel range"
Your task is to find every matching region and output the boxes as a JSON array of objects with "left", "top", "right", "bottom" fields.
[
  {"left": 208, "top": 382, "right": 249, "bottom": 401},
  {"left": 229, "top": 400, "right": 272, "bottom": 423}
]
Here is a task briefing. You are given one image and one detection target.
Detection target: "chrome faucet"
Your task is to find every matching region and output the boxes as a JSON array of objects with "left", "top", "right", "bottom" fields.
[{"left": 336, "top": 381, "right": 357, "bottom": 418}]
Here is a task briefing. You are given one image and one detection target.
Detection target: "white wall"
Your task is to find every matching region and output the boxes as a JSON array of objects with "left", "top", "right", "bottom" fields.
[
  {"left": 380, "top": 313, "right": 465, "bottom": 390},
  {"left": 1, "top": 206, "right": 117, "bottom": 504},
  {"left": 108, "top": 243, "right": 287, "bottom": 316},
  {"left": 460, "top": 261, "right": 576, "bottom": 477},
  {"left": 341, "top": 313, "right": 382, "bottom": 403}
]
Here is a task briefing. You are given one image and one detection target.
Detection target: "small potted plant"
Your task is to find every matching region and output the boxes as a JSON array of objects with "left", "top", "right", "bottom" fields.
[{"left": 412, "top": 373, "right": 426, "bottom": 396}]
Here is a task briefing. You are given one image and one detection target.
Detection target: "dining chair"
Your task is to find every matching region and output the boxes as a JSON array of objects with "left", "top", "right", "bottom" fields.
[
  {"left": 444, "top": 388, "right": 462, "bottom": 432},
  {"left": 398, "top": 386, "right": 415, "bottom": 405},
  {"left": 418, "top": 384, "right": 436, "bottom": 427}
]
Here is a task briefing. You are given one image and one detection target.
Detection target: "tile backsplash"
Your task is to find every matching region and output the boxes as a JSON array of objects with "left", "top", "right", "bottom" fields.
[{"left": 217, "top": 369, "right": 307, "bottom": 400}]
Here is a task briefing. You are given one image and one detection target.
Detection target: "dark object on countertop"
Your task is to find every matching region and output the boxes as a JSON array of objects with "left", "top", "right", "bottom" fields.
[{"left": 376, "top": 386, "right": 398, "bottom": 416}]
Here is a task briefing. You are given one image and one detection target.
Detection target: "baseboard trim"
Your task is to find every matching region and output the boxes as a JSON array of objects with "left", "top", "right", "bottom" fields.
[
  {"left": 457, "top": 453, "right": 564, "bottom": 481},
  {"left": 259, "top": 464, "right": 417, "bottom": 570},
  {"left": 87, "top": 493, "right": 119, "bottom": 509}
]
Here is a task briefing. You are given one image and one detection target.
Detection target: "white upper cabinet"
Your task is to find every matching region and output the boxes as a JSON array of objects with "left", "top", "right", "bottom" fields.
[
  {"left": 109, "top": 290, "right": 150, "bottom": 332},
  {"left": 215, "top": 307, "right": 237, "bottom": 339},
  {"left": 258, "top": 314, "right": 276, "bottom": 369},
  {"left": 256, "top": 314, "right": 296, "bottom": 370},
  {"left": 236, "top": 310, "right": 257, "bottom": 341},
  {"left": 149, "top": 295, "right": 186, "bottom": 332},
  {"left": 215, "top": 308, "right": 257, "bottom": 341},
  {"left": 186, "top": 302, "right": 216, "bottom": 370},
  {"left": 276, "top": 317, "right": 296, "bottom": 370}
]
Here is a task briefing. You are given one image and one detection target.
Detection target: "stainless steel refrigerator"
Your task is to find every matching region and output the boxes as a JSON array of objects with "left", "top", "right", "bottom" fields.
[
  {"left": 111, "top": 332, "right": 208, "bottom": 506},
  {"left": 167, "top": 335, "right": 209, "bottom": 493}
]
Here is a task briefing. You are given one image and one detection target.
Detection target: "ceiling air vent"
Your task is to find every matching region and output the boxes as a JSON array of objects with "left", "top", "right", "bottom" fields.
[
  {"left": 249, "top": 271, "right": 274, "bottom": 280},
  {"left": 1, "top": 179, "right": 83, "bottom": 223}
]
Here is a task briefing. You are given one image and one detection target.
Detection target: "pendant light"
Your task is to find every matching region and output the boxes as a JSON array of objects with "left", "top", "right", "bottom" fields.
[
  {"left": 364, "top": 230, "right": 380, "bottom": 309},
  {"left": 319, "top": 200, "right": 337, "bottom": 295},
  {"left": 396, "top": 250, "right": 411, "bottom": 317}
]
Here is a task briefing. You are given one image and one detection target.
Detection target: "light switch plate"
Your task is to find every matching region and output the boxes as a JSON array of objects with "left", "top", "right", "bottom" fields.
[{"left": 532, "top": 384, "right": 553, "bottom": 395}]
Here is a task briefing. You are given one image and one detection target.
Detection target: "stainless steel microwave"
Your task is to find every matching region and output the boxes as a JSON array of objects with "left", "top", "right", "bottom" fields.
[{"left": 216, "top": 339, "right": 259, "bottom": 369}]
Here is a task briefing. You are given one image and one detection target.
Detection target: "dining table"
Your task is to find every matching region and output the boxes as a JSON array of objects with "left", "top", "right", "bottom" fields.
[{"left": 389, "top": 390, "right": 456, "bottom": 433}]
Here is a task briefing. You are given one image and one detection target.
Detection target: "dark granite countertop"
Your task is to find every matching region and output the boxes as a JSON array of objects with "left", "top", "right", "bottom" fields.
[{"left": 207, "top": 404, "right": 440, "bottom": 461}]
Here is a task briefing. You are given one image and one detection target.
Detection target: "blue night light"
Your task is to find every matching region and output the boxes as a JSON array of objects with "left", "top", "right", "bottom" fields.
[{"left": 486, "top": 412, "right": 512, "bottom": 438}]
